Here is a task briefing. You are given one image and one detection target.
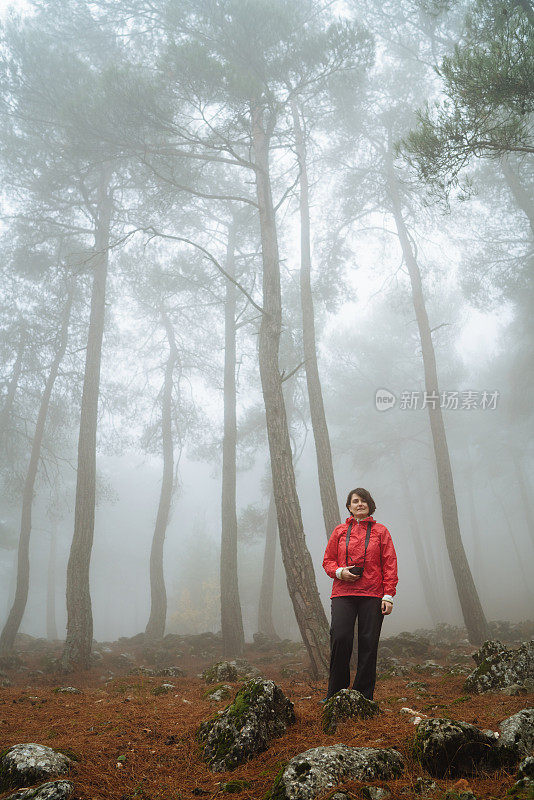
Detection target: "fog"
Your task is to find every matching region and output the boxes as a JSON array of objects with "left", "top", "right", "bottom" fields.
[{"left": 0, "top": 0, "right": 532, "bottom": 673}]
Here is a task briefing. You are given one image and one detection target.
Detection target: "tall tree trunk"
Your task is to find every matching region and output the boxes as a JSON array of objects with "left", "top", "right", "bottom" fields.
[
  {"left": 251, "top": 102, "right": 329, "bottom": 678},
  {"left": 511, "top": 451, "right": 534, "bottom": 548},
  {"left": 145, "top": 311, "right": 178, "bottom": 640},
  {"left": 257, "top": 489, "right": 278, "bottom": 638},
  {"left": 220, "top": 219, "right": 245, "bottom": 657},
  {"left": 0, "top": 286, "right": 73, "bottom": 655},
  {"left": 395, "top": 442, "right": 442, "bottom": 626},
  {"left": 46, "top": 521, "right": 58, "bottom": 641},
  {"left": 489, "top": 477, "right": 534, "bottom": 600},
  {"left": 61, "top": 172, "right": 112, "bottom": 670},
  {"left": 501, "top": 159, "right": 534, "bottom": 235},
  {"left": 465, "top": 470, "right": 483, "bottom": 582},
  {"left": 0, "top": 330, "right": 26, "bottom": 441},
  {"left": 385, "top": 150, "right": 489, "bottom": 645},
  {"left": 290, "top": 99, "right": 340, "bottom": 539}
]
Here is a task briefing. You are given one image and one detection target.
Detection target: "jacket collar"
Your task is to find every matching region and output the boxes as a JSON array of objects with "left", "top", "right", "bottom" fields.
[{"left": 346, "top": 515, "right": 374, "bottom": 525}]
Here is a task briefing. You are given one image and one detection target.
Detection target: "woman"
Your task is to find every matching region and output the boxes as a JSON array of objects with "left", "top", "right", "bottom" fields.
[{"left": 322, "top": 488, "right": 398, "bottom": 701}]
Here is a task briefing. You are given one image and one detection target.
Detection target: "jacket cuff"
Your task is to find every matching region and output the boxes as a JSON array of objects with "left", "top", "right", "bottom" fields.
[
  {"left": 382, "top": 595, "right": 394, "bottom": 603},
  {"left": 335, "top": 567, "right": 343, "bottom": 579}
]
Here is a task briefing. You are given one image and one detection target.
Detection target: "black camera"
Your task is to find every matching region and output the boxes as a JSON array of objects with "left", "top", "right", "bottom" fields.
[{"left": 348, "top": 565, "right": 363, "bottom": 578}]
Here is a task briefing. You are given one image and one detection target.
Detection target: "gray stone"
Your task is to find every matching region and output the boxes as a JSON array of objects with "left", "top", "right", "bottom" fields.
[
  {"left": 154, "top": 666, "right": 185, "bottom": 677},
  {"left": 198, "top": 679, "right": 295, "bottom": 772},
  {"left": 321, "top": 689, "right": 379, "bottom": 733},
  {"left": 0, "top": 745, "right": 72, "bottom": 790},
  {"left": 206, "top": 685, "right": 232, "bottom": 702},
  {"left": 412, "top": 718, "right": 509, "bottom": 778},
  {"left": 361, "top": 787, "right": 391, "bottom": 799},
  {"left": 518, "top": 756, "right": 534, "bottom": 780},
  {"left": 498, "top": 708, "right": 534, "bottom": 759},
  {"left": 380, "top": 632, "right": 430, "bottom": 658},
  {"left": 202, "top": 661, "right": 239, "bottom": 683},
  {"left": 511, "top": 756, "right": 534, "bottom": 796},
  {"left": 500, "top": 683, "right": 528, "bottom": 696},
  {"left": 267, "top": 744, "right": 403, "bottom": 800},
  {"left": 1, "top": 781, "right": 74, "bottom": 799},
  {"left": 464, "top": 640, "right": 534, "bottom": 693},
  {"left": 413, "top": 777, "right": 437, "bottom": 795},
  {"left": 53, "top": 687, "right": 80, "bottom": 695}
]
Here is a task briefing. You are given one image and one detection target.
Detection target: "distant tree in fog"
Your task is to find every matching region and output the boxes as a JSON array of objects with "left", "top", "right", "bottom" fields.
[{"left": 0, "top": 275, "right": 74, "bottom": 655}]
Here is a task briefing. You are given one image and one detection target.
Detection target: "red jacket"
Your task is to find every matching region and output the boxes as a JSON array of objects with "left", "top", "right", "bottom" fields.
[{"left": 323, "top": 516, "right": 398, "bottom": 599}]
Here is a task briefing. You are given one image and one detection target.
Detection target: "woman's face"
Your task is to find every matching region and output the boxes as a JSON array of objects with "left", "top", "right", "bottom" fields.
[{"left": 349, "top": 494, "right": 369, "bottom": 519}]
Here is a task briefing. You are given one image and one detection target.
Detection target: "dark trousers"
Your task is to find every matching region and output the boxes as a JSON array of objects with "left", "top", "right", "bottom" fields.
[{"left": 327, "top": 595, "right": 383, "bottom": 700}]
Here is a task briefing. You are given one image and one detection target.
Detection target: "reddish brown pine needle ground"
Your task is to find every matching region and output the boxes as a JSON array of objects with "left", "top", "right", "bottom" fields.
[{"left": 0, "top": 639, "right": 531, "bottom": 800}]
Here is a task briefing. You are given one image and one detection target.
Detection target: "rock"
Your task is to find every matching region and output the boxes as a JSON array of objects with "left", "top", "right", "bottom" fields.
[
  {"left": 500, "top": 684, "right": 528, "bottom": 696},
  {"left": 0, "top": 745, "right": 72, "bottom": 790},
  {"left": 412, "top": 776, "right": 437, "bottom": 794},
  {"left": 518, "top": 756, "right": 534, "bottom": 780},
  {"left": 202, "top": 661, "right": 239, "bottom": 683},
  {"left": 53, "top": 687, "right": 80, "bottom": 695},
  {"left": 202, "top": 659, "right": 260, "bottom": 684},
  {"left": 361, "top": 787, "right": 391, "bottom": 799},
  {"left": 266, "top": 744, "right": 403, "bottom": 800},
  {"left": 151, "top": 683, "right": 174, "bottom": 695},
  {"left": 464, "top": 640, "right": 534, "bottom": 693},
  {"left": 412, "top": 718, "right": 509, "bottom": 777},
  {"left": 198, "top": 679, "right": 295, "bottom": 771},
  {"left": 128, "top": 666, "right": 155, "bottom": 676},
  {"left": 380, "top": 632, "right": 430, "bottom": 658},
  {"left": 115, "top": 652, "right": 136, "bottom": 668},
  {"left": 511, "top": 755, "right": 534, "bottom": 797},
  {"left": 498, "top": 708, "right": 534, "bottom": 759},
  {"left": 154, "top": 666, "right": 185, "bottom": 677},
  {"left": 321, "top": 689, "right": 379, "bottom": 733},
  {"left": 205, "top": 685, "right": 232, "bottom": 702},
  {"left": 1, "top": 780, "right": 74, "bottom": 799}
]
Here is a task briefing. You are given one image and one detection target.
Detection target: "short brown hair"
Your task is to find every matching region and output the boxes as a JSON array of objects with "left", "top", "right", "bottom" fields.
[{"left": 346, "top": 488, "right": 376, "bottom": 516}]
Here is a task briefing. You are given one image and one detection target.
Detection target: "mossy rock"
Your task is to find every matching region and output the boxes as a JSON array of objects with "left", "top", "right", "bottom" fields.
[
  {"left": 198, "top": 679, "right": 295, "bottom": 772},
  {"left": 0, "top": 745, "right": 72, "bottom": 791},
  {"left": 321, "top": 689, "right": 379, "bottom": 734}
]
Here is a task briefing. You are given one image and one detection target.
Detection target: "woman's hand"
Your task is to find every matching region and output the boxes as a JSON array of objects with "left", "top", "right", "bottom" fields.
[
  {"left": 340, "top": 567, "right": 358, "bottom": 582},
  {"left": 381, "top": 600, "right": 393, "bottom": 615}
]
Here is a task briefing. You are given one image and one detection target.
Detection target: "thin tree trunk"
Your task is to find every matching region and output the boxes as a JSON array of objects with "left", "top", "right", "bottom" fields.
[
  {"left": 0, "top": 286, "right": 73, "bottom": 655},
  {"left": 395, "top": 443, "right": 442, "bottom": 627},
  {"left": 291, "top": 99, "right": 340, "bottom": 539},
  {"left": 511, "top": 451, "right": 534, "bottom": 548},
  {"left": 0, "top": 331, "right": 26, "bottom": 440},
  {"left": 46, "top": 521, "right": 58, "bottom": 641},
  {"left": 489, "top": 477, "right": 534, "bottom": 600},
  {"left": 386, "top": 150, "right": 489, "bottom": 645},
  {"left": 465, "top": 473, "right": 483, "bottom": 581},
  {"left": 145, "top": 311, "right": 178, "bottom": 640},
  {"left": 501, "top": 159, "right": 534, "bottom": 235},
  {"left": 220, "top": 219, "right": 245, "bottom": 657},
  {"left": 61, "top": 172, "right": 112, "bottom": 671},
  {"left": 257, "top": 489, "right": 278, "bottom": 638},
  {"left": 251, "top": 102, "right": 329, "bottom": 678}
]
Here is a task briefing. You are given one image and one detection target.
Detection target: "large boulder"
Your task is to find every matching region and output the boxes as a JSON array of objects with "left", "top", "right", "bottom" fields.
[
  {"left": 267, "top": 744, "right": 403, "bottom": 800},
  {"left": 464, "top": 640, "right": 534, "bottom": 693},
  {"left": 321, "top": 689, "right": 379, "bottom": 733},
  {"left": 412, "top": 718, "right": 509, "bottom": 778},
  {"left": 498, "top": 708, "right": 534, "bottom": 759},
  {"left": 1, "top": 781, "right": 74, "bottom": 799},
  {"left": 0, "top": 745, "right": 72, "bottom": 791},
  {"left": 198, "top": 679, "right": 295, "bottom": 772},
  {"left": 202, "top": 659, "right": 260, "bottom": 684},
  {"left": 380, "top": 632, "right": 430, "bottom": 658}
]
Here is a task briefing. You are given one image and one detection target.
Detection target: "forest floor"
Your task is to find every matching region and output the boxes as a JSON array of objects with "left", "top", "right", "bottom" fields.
[{"left": 0, "top": 630, "right": 532, "bottom": 800}]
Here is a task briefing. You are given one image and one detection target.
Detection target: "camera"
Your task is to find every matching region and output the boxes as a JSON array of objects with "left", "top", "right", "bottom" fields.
[{"left": 348, "top": 565, "right": 363, "bottom": 578}]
